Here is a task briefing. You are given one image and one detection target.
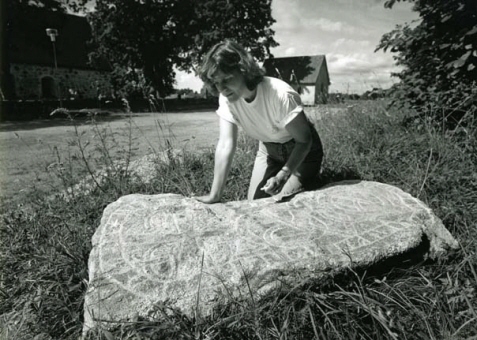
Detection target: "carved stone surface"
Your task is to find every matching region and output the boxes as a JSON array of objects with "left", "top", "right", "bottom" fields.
[{"left": 83, "top": 180, "right": 458, "bottom": 333}]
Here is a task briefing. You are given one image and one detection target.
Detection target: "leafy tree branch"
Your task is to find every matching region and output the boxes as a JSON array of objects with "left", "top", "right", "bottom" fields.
[
  {"left": 86, "top": 0, "right": 278, "bottom": 98},
  {"left": 377, "top": 0, "right": 477, "bottom": 124}
]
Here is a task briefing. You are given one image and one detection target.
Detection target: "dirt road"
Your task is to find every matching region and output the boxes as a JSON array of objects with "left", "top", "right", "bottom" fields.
[{"left": 0, "top": 111, "right": 221, "bottom": 206}]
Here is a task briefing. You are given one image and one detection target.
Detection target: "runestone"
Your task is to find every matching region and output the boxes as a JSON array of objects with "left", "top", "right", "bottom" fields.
[{"left": 83, "top": 180, "right": 458, "bottom": 333}]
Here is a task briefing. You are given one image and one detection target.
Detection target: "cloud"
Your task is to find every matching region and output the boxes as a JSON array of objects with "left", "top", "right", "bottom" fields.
[
  {"left": 304, "top": 18, "right": 361, "bottom": 35},
  {"left": 303, "top": 18, "right": 345, "bottom": 32},
  {"left": 175, "top": 69, "right": 203, "bottom": 92},
  {"left": 271, "top": 0, "right": 303, "bottom": 31},
  {"left": 327, "top": 52, "right": 395, "bottom": 75},
  {"left": 285, "top": 47, "right": 297, "bottom": 56},
  {"left": 326, "top": 51, "right": 403, "bottom": 93},
  {"left": 331, "top": 38, "right": 371, "bottom": 50}
]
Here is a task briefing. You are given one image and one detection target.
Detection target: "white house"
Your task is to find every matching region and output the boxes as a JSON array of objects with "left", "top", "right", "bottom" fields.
[{"left": 263, "top": 55, "right": 330, "bottom": 105}]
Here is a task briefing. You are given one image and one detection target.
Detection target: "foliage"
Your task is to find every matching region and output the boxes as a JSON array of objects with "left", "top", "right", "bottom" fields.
[
  {"left": 6, "top": 0, "right": 64, "bottom": 11},
  {"left": 176, "top": 88, "right": 194, "bottom": 96},
  {"left": 85, "top": 0, "right": 278, "bottom": 98},
  {"left": 361, "top": 87, "right": 388, "bottom": 100},
  {"left": 5, "top": 0, "right": 86, "bottom": 12},
  {"left": 377, "top": 0, "right": 477, "bottom": 125},
  {"left": 109, "top": 65, "right": 155, "bottom": 100}
]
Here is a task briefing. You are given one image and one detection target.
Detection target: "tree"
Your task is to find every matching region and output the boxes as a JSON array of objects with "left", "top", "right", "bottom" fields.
[
  {"left": 86, "top": 0, "right": 278, "bottom": 98},
  {"left": 377, "top": 0, "right": 477, "bottom": 123},
  {"left": 7, "top": 0, "right": 63, "bottom": 11},
  {"left": 5, "top": 0, "right": 88, "bottom": 13},
  {"left": 176, "top": 88, "right": 194, "bottom": 98},
  {"left": 109, "top": 66, "right": 155, "bottom": 100}
]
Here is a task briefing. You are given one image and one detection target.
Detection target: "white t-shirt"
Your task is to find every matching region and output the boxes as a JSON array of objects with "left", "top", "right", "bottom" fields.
[{"left": 216, "top": 77, "right": 304, "bottom": 143}]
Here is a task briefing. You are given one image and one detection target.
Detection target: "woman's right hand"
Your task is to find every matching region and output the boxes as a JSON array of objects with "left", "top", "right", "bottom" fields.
[{"left": 194, "top": 194, "right": 221, "bottom": 204}]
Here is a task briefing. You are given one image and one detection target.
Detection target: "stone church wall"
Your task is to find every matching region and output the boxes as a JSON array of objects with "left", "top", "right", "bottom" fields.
[{"left": 9, "top": 63, "right": 112, "bottom": 100}]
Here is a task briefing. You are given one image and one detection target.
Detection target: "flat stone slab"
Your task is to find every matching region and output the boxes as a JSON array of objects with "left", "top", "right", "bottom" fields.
[{"left": 83, "top": 180, "right": 458, "bottom": 333}]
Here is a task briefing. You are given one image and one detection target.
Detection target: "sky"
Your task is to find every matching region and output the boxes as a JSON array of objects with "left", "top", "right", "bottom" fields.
[{"left": 176, "top": 0, "right": 420, "bottom": 94}]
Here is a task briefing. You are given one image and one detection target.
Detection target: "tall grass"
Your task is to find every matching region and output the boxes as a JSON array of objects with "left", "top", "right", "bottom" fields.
[{"left": 1, "top": 101, "right": 476, "bottom": 339}]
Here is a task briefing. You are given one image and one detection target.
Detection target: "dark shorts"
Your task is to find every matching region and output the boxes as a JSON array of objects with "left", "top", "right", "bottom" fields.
[{"left": 248, "top": 123, "right": 323, "bottom": 200}]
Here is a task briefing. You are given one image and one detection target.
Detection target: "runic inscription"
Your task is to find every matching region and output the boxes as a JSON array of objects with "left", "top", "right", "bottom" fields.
[{"left": 84, "top": 180, "right": 458, "bottom": 333}]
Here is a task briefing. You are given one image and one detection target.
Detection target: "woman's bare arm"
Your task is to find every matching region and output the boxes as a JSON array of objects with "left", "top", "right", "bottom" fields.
[{"left": 196, "top": 117, "right": 238, "bottom": 203}]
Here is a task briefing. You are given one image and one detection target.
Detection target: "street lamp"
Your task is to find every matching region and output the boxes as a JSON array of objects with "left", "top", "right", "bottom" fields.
[{"left": 46, "top": 28, "right": 63, "bottom": 107}]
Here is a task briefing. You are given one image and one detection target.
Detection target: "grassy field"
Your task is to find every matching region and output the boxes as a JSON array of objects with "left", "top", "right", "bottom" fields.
[
  {"left": 0, "top": 101, "right": 476, "bottom": 339},
  {"left": 0, "top": 111, "right": 220, "bottom": 208}
]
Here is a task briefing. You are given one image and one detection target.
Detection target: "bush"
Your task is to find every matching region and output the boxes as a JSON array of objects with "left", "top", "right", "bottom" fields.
[{"left": 377, "top": 0, "right": 477, "bottom": 126}]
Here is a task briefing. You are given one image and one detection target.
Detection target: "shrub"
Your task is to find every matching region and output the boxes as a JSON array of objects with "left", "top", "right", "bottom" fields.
[{"left": 377, "top": 0, "right": 477, "bottom": 126}]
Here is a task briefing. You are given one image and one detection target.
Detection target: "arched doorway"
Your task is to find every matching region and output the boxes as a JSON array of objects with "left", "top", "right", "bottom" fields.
[
  {"left": 1, "top": 72, "right": 16, "bottom": 99},
  {"left": 41, "top": 76, "right": 57, "bottom": 98}
]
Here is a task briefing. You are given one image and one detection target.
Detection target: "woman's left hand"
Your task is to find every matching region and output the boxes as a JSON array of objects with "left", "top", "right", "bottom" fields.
[{"left": 261, "top": 174, "right": 287, "bottom": 196}]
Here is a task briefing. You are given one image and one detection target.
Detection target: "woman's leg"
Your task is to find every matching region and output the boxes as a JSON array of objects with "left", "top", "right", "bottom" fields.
[
  {"left": 277, "top": 128, "right": 323, "bottom": 200},
  {"left": 248, "top": 125, "right": 323, "bottom": 200},
  {"left": 247, "top": 142, "right": 283, "bottom": 200}
]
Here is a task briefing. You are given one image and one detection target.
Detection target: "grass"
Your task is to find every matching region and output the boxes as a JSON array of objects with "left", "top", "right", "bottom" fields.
[
  {"left": 1, "top": 100, "right": 476, "bottom": 339},
  {"left": 0, "top": 110, "right": 219, "bottom": 207}
]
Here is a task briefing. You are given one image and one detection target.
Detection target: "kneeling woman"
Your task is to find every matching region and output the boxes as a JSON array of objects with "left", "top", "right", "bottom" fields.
[{"left": 196, "top": 40, "right": 323, "bottom": 203}]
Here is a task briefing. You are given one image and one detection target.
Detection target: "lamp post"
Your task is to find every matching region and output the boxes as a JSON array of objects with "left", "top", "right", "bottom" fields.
[{"left": 46, "top": 28, "right": 63, "bottom": 107}]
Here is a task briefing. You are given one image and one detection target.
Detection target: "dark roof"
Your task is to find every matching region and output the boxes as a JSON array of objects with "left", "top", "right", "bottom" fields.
[
  {"left": 263, "top": 55, "right": 329, "bottom": 85},
  {"left": 5, "top": 7, "right": 109, "bottom": 70}
]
